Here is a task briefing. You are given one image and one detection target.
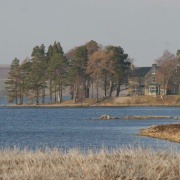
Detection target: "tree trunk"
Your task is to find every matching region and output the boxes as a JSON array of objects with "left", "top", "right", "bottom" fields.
[
  {"left": 20, "top": 95, "right": 23, "bottom": 105},
  {"left": 104, "top": 77, "right": 107, "bottom": 98},
  {"left": 50, "top": 79, "right": 52, "bottom": 103},
  {"left": 74, "top": 83, "right": 77, "bottom": 103},
  {"left": 54, "top": 85, "right": 56, "bottom": 102},
  {"left": 165, "top": 82, "right": 168, "bottom": 95},
  {"left": 85, "top": 80, "right": 90, "bottom": 98},
  {"left": 15, "top": 89, "right": 18, "bottom": 105},
  {"left": 42, "top": 88, "right": 45, "bottom": 104},
  {"left": 92, "top": 80, "right": 94, "bottom": 98},
  {"left": 109, "top": 80, "right": 113, "bottom": 97},
  {"left": 19, "top": 91, "right": 23, "bottom": 105},
  {"left": 20, "top": 96, "right": 23, "bottom": 105},
  {"left": 58, "top": 83, "right": 62, "bottom": 103},
  {"left": 116, "top": 82, "right": 121, "bottom": 97},
  {"left": 36, "top": 89, "right": 39, "bottom": 104},
  {"left": 96, "top": 74, "right": 99, "bottom": 102},
  {"left": 70, "top": 84, "right": 74, "bottom": 100},
  {"left": 61, "top": 87, "right": 62, "bottom": 102},
  {"left": 86, "top": 88, "right": 89, "bottom": 98}
]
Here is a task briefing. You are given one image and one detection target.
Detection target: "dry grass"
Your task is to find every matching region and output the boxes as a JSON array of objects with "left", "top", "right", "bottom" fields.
[
  {"left": 0, "top": 147, "right": 180, "bottom": 180},
  {"left": 138, "top": 124, "right": 180, "bottom": 143}
]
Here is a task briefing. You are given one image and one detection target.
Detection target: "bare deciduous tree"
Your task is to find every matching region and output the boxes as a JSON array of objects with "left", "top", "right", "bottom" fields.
[
  {"left": 87, "top": 50, "right": 114, "bottom": 102},
  {"left": 156, "top": 50, "right": 178, "bottom": 95}
]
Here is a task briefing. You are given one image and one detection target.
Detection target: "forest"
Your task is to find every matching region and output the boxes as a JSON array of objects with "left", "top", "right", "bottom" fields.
[{"left": 5, "top": 40, "right": 131, "bottom": 104}]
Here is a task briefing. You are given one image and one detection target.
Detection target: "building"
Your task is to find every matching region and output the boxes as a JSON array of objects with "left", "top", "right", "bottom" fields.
[{"left": 128, "top": 64, "right": 180, "bottom": 96}]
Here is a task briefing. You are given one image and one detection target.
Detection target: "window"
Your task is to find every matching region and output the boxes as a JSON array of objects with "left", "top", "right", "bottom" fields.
[
  {"left": 171, "top": 87, "right": 175, "bottom": 93},
  {"left": 152, "top": 70, "right": 155, "bottom": 74},
  {"left": 149, "top": 86, "right": 155, "bottom": 93},
  {"left": 152, "top": 77, "right": 155, "bottom": 83},
  {"left": 149, "top": 85, "right": 159, "bottom": 94},
  {"left": 172, "top": 78, "right": 176, "bottom": 83},
  {"left": 133, "top": 85, "right": 138, "bottom": 94}
]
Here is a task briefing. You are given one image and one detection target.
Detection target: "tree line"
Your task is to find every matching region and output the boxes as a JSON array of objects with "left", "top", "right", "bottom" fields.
[{"left": 5, "top": 40, "right": 131, "bottom": 104}]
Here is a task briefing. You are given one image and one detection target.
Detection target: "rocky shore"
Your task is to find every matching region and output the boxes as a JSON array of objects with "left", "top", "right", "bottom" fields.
[
  {"left": 137, "top": 124, "right": 180, "bottom": 143},
  {"left": 98, "top": 114, "right": 175, "bottom": 120}
]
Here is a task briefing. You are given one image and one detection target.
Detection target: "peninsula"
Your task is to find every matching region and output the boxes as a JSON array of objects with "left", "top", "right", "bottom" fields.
[{"left": 138, "top": 124, "right": 180, "bottom": 143}]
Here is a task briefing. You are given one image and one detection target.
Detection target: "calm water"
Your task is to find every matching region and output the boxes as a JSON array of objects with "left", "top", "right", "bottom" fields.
[{"left": 0, "top": 97, "right": 180, "bottom": 150}]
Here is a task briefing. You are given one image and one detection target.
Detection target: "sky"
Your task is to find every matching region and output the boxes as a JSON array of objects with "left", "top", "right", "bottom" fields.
[{"left": 0, "top": 0, "right": 180, "bottom": 66}]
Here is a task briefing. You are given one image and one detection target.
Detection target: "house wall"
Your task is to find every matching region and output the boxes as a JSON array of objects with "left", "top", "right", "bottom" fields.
[
  {"left": 144, "top": 67, "right": 159, "bottom": 95},
  {"left": 128, "top": 64, "right": 180, "bottom": 96}
]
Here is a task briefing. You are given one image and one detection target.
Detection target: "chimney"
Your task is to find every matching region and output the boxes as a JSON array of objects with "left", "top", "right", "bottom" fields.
[
  {"left": 130, "top": 63, "right": 134, "bottom": 71},
  {"left": 152, "top": 64, "right": 157, "bottom": 68}
]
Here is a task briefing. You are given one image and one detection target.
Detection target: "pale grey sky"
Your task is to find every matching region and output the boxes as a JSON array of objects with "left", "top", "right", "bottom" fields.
[{"left": 0, "top": 0, "right": 179, "bottom": 66}]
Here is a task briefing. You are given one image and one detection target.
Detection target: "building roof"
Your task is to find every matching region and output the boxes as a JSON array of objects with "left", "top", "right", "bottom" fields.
[{"left": 129, "top": 67, "right": 151, "bottom": 77}]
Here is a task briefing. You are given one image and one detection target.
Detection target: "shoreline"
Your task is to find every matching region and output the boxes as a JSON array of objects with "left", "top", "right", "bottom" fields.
[
  {"left": 137, "top": 124, "right": 180, "bottom": 143},
  {"left": 4, "top": 95, "right": 180, "bottom": 107}
]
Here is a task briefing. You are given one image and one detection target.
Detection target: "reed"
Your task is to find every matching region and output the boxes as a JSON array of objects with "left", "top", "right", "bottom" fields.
[{"left": 0, "top": 146, "right": 180, "bottom": 180}]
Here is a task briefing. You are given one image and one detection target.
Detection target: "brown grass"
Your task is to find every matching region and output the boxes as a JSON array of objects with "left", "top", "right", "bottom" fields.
[
  {"left": 138, "top": 124, "right": 180, "bottom": 143},
  {"left": 0, "top": 147, "right": 180, "bottom": 180}
]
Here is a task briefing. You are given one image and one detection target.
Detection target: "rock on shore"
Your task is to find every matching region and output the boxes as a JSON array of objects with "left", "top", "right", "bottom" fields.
[{"left": 99, "top": 115, "right": 174, "bottom": 120}]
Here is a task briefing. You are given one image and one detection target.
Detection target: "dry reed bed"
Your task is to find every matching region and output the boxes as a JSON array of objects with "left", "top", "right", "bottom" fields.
[{"left": 0, "top": 147, "right": 180, "bottom": 180}]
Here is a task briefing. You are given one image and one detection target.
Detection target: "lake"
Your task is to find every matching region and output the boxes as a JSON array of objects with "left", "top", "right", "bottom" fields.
[{"left": 0, "top": 97, "right": 180, "bottom": 150}]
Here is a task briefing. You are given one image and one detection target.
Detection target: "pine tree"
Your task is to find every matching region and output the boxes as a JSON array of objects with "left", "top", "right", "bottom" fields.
[
  {"left": 47, "top": 42, "right": 67, "bottom": 103},
  {"left": 19, "top": 58, "right": 32, "bottom": 104},
  {"left": 68, "top": 46, "right": 88, "bottom": 103},
  {"left": 106, "top": 46, "right": 129, "bottom": 97},
  {"left": 29, "top": 45, "right": 47, "bottom": 104},
  {"left": 46, "top": 45, "right": 54, "bottom": 102},
  {"left": 5, "top": 58, "right": 21, "bottom": 104}
]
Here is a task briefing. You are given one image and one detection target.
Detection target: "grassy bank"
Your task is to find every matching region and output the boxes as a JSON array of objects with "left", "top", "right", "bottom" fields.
[
  {"left": 11, "top": 95, "right": 180, "bottom": 107},
  {"left": 0, "top": 147, "right": 180, "bottom": 179}
]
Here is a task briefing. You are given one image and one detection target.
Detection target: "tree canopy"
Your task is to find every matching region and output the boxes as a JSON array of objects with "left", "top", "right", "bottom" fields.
[{"left": 5, "top": 40, "right": 131, "bottom": 104}]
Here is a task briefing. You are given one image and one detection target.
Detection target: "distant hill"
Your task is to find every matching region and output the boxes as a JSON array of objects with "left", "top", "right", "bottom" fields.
[
  {"left": 0, "top": 64, "right": 10, "bottom": 67},
  {"left": 0, "top": 65, "right": 10, "bottom": 97},
  {"left": 0, "top": 66, "right": 10, "bottom": 79}
]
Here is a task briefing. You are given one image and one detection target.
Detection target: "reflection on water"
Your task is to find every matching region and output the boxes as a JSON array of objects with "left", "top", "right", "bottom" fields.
[{"left": 0, "top": 103, "right": 180, "bottom": 150}]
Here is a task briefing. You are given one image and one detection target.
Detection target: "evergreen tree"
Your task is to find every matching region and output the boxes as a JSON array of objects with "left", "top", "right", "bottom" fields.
[
  {"left": 106, "top": 46, "right": 129, "bottom": 97},
  {"left": 19, "top": 58, "right": 32, "bottom": 104},
  {"left": 65, "top": 47, "right": 77, "bottom": 100},
  {"left": 68, "top": 46, "right": 88, "bottom": 103},
  {"left": 47, "top": 42, "right": 67, "bottom": 103},
  {"left": 46, "top": 45, "right": 54, "bottom": 102},
  {"left": 5, "top": 58, "right": 21, "bottom": 104},
  {"left": 29, "top": 45, "right": 47, "bottom": 104}
]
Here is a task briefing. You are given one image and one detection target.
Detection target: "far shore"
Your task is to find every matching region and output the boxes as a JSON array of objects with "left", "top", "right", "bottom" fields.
[{"left": 7, "top": 95, "right": 180, "bottom": 107}]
